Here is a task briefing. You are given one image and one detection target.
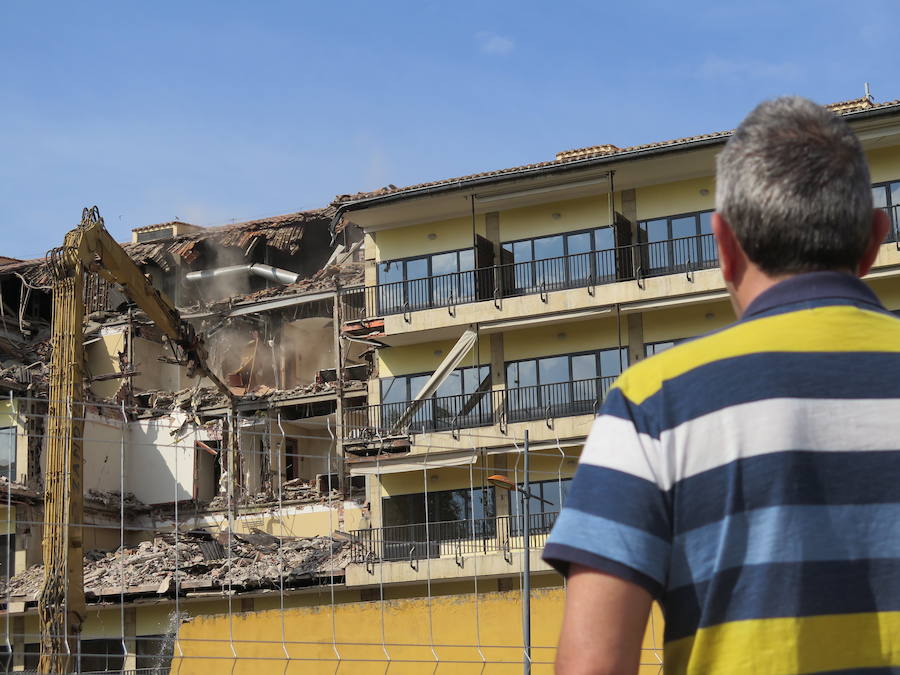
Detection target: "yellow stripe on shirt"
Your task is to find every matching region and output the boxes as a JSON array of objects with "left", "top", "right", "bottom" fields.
[
  {"left": 616, "top": 305, "right": 900, "bottom": 405},
  {"left": 665, "top": 611, "right": 900, "bottom": 675}
]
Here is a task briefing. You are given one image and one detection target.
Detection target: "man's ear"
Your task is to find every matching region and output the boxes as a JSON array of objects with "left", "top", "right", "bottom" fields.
[
  {"left": 857, "top": 209, "right": 890, "bottom": 278},
  {"left": 712, "top": 213, "right": 741, "bottom": 284}
]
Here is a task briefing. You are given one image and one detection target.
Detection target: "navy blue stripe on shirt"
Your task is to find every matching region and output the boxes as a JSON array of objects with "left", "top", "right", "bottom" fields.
[
  {"left": 565, "top": 464, "right": 671, "bottom": 540},
  {"left": 541, "top": 542, "right": 664, "bottom": 598},
  {"left": 664, "top": 559, "right": 900, "bottom": 641},
  {"left": 671, "top": 450, "right": 900, "bottom": 535},
  {"left": 620, "top": 351, "right": 900, "bottom": 436}
]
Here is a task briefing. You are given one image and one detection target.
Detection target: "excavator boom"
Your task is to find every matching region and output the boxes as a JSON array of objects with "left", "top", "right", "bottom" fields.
[{"left": 37, "top": 207, "right": 229, "bottom": 672}]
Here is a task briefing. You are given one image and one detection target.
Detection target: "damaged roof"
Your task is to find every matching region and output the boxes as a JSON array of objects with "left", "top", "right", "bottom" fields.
[
  {"left": 335, "top": 97, "right": 900, "bottom": 207},
  {"left": 0, "top": 206, "right": 337, "bottom": 287}
]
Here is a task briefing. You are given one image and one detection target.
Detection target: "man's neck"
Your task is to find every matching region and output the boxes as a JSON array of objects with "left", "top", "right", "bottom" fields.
[{"left": 730, "top": 267, "right": 790, "bottom": 319}]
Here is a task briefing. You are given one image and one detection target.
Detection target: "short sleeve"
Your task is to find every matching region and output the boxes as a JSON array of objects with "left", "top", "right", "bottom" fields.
[{"left": 542, "top": 387, "right": 672, "bottom": 598}]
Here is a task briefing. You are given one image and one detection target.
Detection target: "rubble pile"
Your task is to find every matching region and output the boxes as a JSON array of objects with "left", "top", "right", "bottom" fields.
[
  {"left": 2, "top": 530, "right": 349, "bottom": 602},
  {"left": 86, "top": 489, "right": 147, "bottom": 512}
]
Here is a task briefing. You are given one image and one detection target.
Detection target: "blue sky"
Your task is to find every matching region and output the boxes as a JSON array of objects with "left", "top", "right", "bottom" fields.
[{"left": 2, "top": 1, "right": 898, "bottom": 259}]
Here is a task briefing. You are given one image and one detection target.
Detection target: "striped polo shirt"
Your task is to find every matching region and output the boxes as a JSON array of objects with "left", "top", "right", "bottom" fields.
[{"left": 544, "top": 271, "right": 900, "bottom": 674}]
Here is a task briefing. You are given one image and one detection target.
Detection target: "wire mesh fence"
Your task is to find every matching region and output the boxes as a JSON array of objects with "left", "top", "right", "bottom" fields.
[{"left": 0, "top": 394, "right": 664, "bottom": 674}]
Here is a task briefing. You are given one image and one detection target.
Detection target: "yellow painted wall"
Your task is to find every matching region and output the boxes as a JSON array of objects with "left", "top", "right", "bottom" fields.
[
  {"left": 0, "top": 506, "right": 15, "bottom": 536},
  {"left": 172, "top": 587, "right": 665, "bottom": 674},
  {"left": 869, "top": 277, "right": 900, "bottom": 310},
  {"left": 86, "top": 333, "right": 126, "bottom": 400},
  {"left": 635, "top": 176, "right": 715, "bottom": 221},
  {"left": 498, "top": 194, "right": 620, "bottom": 243},
  {"left": 374, "top": 216, "right": 485, "bottom": 262},
  {"left": 641, "top": 299, "right": 735, "bottom": 344},
  {"left": 503, "top": 316, "right": 626, "bottom": 362},
  {"left": 867, "top": 146, "right": 900, "bottom": 183},
  {"left": 378, "top": 337, "right": 491, "bottom": 379}
]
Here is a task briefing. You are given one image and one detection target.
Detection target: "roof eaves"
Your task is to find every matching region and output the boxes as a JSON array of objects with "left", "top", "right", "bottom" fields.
[{"left": 341, "top": 132, "right": 731, "bottom": 212}]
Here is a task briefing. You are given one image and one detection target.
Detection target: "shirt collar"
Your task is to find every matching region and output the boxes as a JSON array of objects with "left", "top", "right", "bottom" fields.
[{"left": 742, "top": 271, "right": 885, "bottom": 319}]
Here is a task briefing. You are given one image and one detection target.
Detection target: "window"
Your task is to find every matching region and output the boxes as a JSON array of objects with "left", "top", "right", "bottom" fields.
[
  {"left": 509, "top": 478, "right": 572, "bottom": 535},
  {"left": 78, "top": 638, "right": 125, "bottom": 673},
  {"left": 0, "top": 427, "right": 15, "bottom": 482},
  {"left": 381, "top": 487, "right": 496, "bottom": 560},
  {"left": 380, "top": 364, "right": 492, "bottom": 432},
  {"left": 505, "top": 348, "right": 626, "bottom": 422},
  {"left": 637, "top": 210, "right": 715, "bottom": 275},
  {"left": 872, "top": 180, "right": 900, "bottom": 240},
  {"left": 377, "top": 249, "right": 475, "bottom": 312},
  {"left": 136, "top": 634, "right": 175, "bottom": 672},
  {"left": 644, "top": 339, "right": 684, "bottom": 357},
  {"left": 501, "top": 226, "right": 617, "bottom": 295},
  {"left": 0, "top": 535, "right": 14, "bottom": 580}
]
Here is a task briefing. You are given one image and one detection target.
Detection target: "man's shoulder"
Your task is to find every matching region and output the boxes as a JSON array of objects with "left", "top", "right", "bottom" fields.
[{"left": 614, "top": 304, "right": 900, "bottom": 406}]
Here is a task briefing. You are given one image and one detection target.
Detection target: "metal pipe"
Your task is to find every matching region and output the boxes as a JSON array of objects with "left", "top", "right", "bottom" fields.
[
  {"left": 185, "top": 263, "right": 302, "bottom": 285},
  {"left": 523, "top": 428, "right": 531, "bottom": 675}
]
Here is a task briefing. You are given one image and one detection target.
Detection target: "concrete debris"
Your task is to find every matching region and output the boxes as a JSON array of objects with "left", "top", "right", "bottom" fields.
[
  {"left": 1, "top": 530, "right": 349, "bottom": 603},
  {"left": 86, "top": 489, "right": 147, "bottom": 511}
]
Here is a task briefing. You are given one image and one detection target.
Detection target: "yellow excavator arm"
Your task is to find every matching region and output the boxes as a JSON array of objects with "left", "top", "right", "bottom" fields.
[{"left": 38, "top": 207, "right": 229, "bottom": 673}]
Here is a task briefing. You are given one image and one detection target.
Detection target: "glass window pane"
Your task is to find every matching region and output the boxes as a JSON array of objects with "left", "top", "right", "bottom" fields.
[
  {"left": 599, "top": 348, "right": 626, "bottom": 377},
  {"left": 570, "top": 354, "right": 598, "bottom": 381},
  {"left": 698, "top": 212, "right": 717, "bottom": 262},
  {"left": 430, "top": 252, "right": 458, "bottom": 306},
  {"left": 404, "top": 258, "right": 430, "bottom": 310},
  {"left": 377, "top": 261, "right": 405, "bottom": 312},
  {"left": 671, "top": 215, "right": 698, "bottom": 267},
  {"left": 594, "top": 226, "right": 615, "bottom": 250},
  {"left": 0, "top": 428, "right": 14, "bottom": 481},
  {"left": 641, "top": 219, "right": 670, "bottom": 272},
  {"left": 533, "top": 235, "right": 565, "bottom": 288},
  {"left": 508, "top": 360, "right": 537, "bottom": 388},
  {"left": 671, "top": 215, "right": 697, "bottom": 239},
  {"left": 533, "top": 235, "right": 564, "bottom": 260},
  {"left": 459, "top": 249, "right": 475, "bottom": 271},
  {"left": 566, "top": 232, "right": 591, "bottom": 255},
  {"left": 641, "top": 219, "right": 668, "bottom": 243},
  {"left": 512, "top": 240, "right": 533, "bottom": 263},
  {"left": 430, "top": 252, "right": 458, "bottom": 276},
  {"left": 889, "top": 182, "right": 900, "bottom": 207},
  {"left": 538, "top": 356, "right": 569, "bottom": 384},
  {"left": 380, "top": 377, "right": 407, "bottom": 404},
  {"left": 436, "top": 370, "right": 462, "bottom": 398},
  {"left": 378, "top": 261, "right": 404, "bottom": 284},
  {"left": 566, "top": 232, "right": 592, "bottom": 284},
  {"left": 571, "top": 355, "right": 598, "bottom": 412}
]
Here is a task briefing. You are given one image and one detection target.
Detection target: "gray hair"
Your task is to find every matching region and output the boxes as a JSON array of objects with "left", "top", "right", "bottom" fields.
[{"left": 716, "top": 97, "right": 873, "bottom": 275}]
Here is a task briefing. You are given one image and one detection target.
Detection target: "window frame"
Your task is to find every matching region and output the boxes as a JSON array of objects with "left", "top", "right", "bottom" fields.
[
  {"left": 872, "top": 180, "right": 900, "bottom": 240},
  {"left": 500, "top": 225, "right": 618, "bottom": 292},
  {"left": 504, "top": 347, "right": 626, "bottom": 420},
  {"left": 379, "top": 364, "right": 492, "bottom": 432},
  {"left": 0, "top": 427, "right": 15, "bottom": 483},
  {"left": 376, "top": 248, "right": 477, "bottom": 312},
  {"left": 637, "top": 209, "right": 715, "bottom": 275}
]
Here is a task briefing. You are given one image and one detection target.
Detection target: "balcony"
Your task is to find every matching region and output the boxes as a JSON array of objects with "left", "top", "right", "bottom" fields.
[
  {"left": 343, "top": 375, "right": 615, "bottom": 441},
  {"left": 349, "top": 512, "right": 558, "bottom": 564},
  {"left": 344, "top": 233, "right": 718, "bottom": 321}
]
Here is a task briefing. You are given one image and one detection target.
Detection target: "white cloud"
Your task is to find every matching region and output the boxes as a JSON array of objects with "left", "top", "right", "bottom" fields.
[
  {"left": 698, "top": 56, "right": 800, "bottom": 81},
  {"left": 475, "top": 31, "right": 514, "bottom": 55}
]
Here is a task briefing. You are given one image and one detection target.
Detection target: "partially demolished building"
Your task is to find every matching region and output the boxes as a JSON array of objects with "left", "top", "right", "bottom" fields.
[{"left": 0, "top": 206, "right": 372, "bottom": 671}]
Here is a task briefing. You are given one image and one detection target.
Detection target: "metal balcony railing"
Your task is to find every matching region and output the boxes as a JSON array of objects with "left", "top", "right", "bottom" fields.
[
  {"left": 343, "top": 375, "right": 614, "bottom": 440},
  {"left": 343, "top": 232, "right": 719, "bottom": 321},
  {"left": 349, "top": 512, "right": 559, "bottom": 564},
  {"left": 886, "top": 205, "right": 900, "bottom": 243}
]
